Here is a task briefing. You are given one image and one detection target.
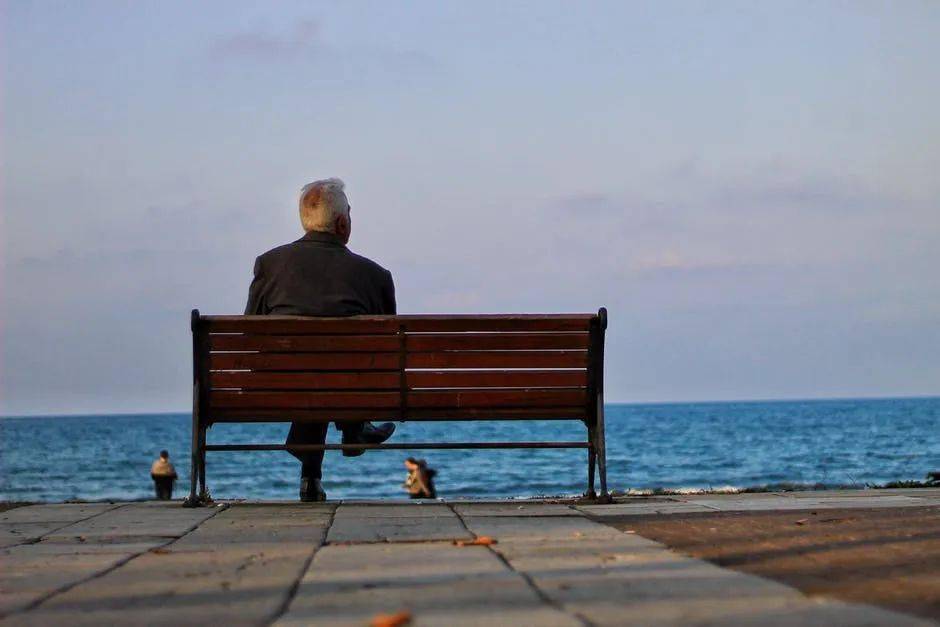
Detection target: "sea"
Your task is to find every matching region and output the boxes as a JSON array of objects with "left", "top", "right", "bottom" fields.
[{"left": 1, "top": 397, "right": 937, "bottom": 502}]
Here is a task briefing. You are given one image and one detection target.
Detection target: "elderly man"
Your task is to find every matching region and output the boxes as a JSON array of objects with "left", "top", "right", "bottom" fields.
[{"left": 245, "top": 178, "right": 396, "bottom": 501}]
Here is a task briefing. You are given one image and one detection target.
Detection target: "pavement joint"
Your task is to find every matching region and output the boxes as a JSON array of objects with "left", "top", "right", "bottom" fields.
[
  {"left": 5, "top": 493, "right": 936, "bottom": 625},
  {"left": 4, "top": 502, "right": 129, "bottom": 549},
  {"left": 0, "top": 503, "right": 230, "bottom": 621},
  {"left": 446, "top": 502, "right": 593, "bottom": 627},
  {"left": 265, "top": 503, "right": 337, "bottom": 626}
]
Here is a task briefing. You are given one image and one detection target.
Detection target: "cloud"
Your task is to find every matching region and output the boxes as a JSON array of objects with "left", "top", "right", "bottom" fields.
[
  {"left": 712, "top": 175, "right": 891, "bottom": 215},
  {"left": 204, "top": 18, "right": 436, "bottom": 76},
  {"left": 209, "top": 19, "right": 319, "bottom": 61},
  {"left": 550, "top": 193, "right": 623, "bottom": 215}
]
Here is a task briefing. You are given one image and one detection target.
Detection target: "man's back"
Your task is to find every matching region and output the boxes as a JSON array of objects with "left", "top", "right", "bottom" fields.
[
  {"left": 245, "top": 231, "right": 395, "bottom": 316},
  {"left": 245, "top": 177, "right": 398, "bottom": 502}
]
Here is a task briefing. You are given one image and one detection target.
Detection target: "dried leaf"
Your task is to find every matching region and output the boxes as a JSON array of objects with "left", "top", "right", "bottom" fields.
[
  {"left": 370, "top": 610, "right": 412, "bottom": 627},
  {"left": 454, "top": 536, "right": 497, "bottom": 547}
]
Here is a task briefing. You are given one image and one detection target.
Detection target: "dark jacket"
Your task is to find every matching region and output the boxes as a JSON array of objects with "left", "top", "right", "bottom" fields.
[{"left": 245, "top": 231, "right": 396, "bottom": 316}]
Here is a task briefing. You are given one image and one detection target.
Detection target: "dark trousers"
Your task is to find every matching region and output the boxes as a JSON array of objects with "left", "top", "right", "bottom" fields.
[
  {"left": 286, "top": 421, "right": 329, "bottom": 479},
  {"left": 153, "top": 477, "right": 174, "bottom": 500},
  {"left": 287, "top": 421, "right": 364, "bottom": 478}
]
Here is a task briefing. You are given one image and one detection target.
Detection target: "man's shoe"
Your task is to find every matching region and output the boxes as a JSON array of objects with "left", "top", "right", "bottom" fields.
[
  {"left": 300, "top": 477, "right": 326, "bottom": 502},
  {"left": 341, "top": 422, "right": 396, "bottom": 457}
]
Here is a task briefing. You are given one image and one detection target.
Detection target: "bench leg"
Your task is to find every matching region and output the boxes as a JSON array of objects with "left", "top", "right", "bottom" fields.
[
  {"left": 586, "top": 424, "right": 597, "bottom": 499},
  {"left": 197, "top": 426, "right": 207, "bottom": 502},
  {"left": 595, "top": 392, "right": 610, "bottom": 503},
  {"left": 184, "top": 390, "right": 201, "bottom": 507}
]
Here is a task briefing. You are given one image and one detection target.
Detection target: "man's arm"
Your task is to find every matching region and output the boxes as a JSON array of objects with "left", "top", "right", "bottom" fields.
[
  {"left": 245, "top": 256, "right": 267, "bottom": 315},
  {"left": 380, "top": 270, "right": 397, "bottom": 315}
]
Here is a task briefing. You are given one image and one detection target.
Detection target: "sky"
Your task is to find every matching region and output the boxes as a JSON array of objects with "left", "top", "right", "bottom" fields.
[{"left": 2, "top": 1, "right": 939, "bottom": 416}]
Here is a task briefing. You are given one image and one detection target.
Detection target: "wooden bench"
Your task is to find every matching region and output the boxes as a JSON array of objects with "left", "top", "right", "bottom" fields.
[{"left": 186, "top": 308, "right": 609, "bottom": 504}]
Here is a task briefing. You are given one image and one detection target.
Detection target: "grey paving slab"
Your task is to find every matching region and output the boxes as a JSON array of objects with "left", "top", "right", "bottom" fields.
[
  {"left": 0, "top": 504, "right": 126, "bottom": 548},
  {"left": 452, "top": 503, "right": 582, "bottom": 517},
  {"left": 0, "top": 503, "right": 219, "bottom": 621},
  {"left": 173, "top": 505, "right": 333, "bottom": 550},
  {"left": 459, "top": 514, "right": 625, "bottom": 542},
  {"left": 462, "top": 509, "right": 927, "bottom": 626},
  {"left": 0, "top": 503, "right": 216, "bottom": 615},
  {"left": 326, "top": 503, "right": 470, "bottom": 543},
  {"left": 1, "top": 504, "right": 334, "bottom": 626},
  {"left": 577, "top": 502, "right": 717, "bottom": 517},
  {"left": 680, "top": 495, "right": 934, "bottom": 512},
  {"left": 782, "top": 488, "right": 940, "bottom": 498},
  {"left": 0, "top": 552, "right": 132, "bottom": 617},
  {"left": 327, "top": 516, "right": 471, "bottom": 544},
  {"left": 332, "top": 504, "right": 454, "bottom": 519},
  {"left": 0, "top": 503, "right": 121, "bottom": 524},
  {"left": 43, "top": 502, "right": 218, "bottom": 541},
  {"left": 277, "top": 542, "right": 580, "bottom": 627},
  {"left": 4, "top": 497, "right": 935, "bottom": 626},
  {"left": 0, "top": 524, "right": 64, "bottom": 549},
  {"left": 4, "top": 537, "right": 173, "bottom": 557}
]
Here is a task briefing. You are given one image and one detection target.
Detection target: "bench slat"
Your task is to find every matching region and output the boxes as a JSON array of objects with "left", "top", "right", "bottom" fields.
[
  {"left": 209, "top": 353, "right": 400, "bottom": 371},
  {"left": 211, "top": 391, "right": 401, "bottom": 409},
  {"left": 409, "top": 389, "right": 588, "bottom": 408},
  {"left": 406, "top": 370, "right": 587, "bottom": 389},
  {"left": 205, "top": 317, "right": 399, "bottom": 334},
  {"left": 208, "top": 407, "right": 586, "bottom": 422},
  {"left": 210, "top": 371, "right": 400, "bottom": 390},
  {"left": 210, "top": 389, "right": 585, "bottom": 409},
  {"left": 210, "top": 408, "right": 400, "bottom": 421},
  {"left": 405, "top": 333, "right": 588, "bottom": 351},
  {"left": 407, "top": 351, "right": 587, "bottom": 369},
  {"left": 401, "top": 316, "right": 592, "bottom": 333},
  {"left": 209, "top": 334, "right": 399, "bottom": 353}
]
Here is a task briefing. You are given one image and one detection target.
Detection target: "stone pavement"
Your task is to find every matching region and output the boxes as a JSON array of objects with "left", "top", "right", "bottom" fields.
[{"left": 1, "top": 489, "right": 937, "bottom": 626}]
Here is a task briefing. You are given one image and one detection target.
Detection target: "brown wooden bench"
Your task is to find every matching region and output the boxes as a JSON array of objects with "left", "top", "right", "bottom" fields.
[{"left": 186, "top": 308, "right": 608, "bottom": 504}]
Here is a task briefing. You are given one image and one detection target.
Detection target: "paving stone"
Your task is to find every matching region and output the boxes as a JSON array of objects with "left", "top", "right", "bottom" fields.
[
  {"left": 332, "top": 504, "right": 454, "bottom": 519},
  {"left": 173, "top": 505, "right": 333, "bottom": 550},
  {"left": 0, "top": 523, "right": 65, "bottom": 549},
  {"left": 4, "top": 538, "right": 170, "bottom": 557},
  {"left": 671, "top": 495, "right": 934, "bottom": 512},
  {"left": 463, "top": 508, "right": 926, "bottom": 626},
  {"left": 277, "top": 542, "right": 579, "bottom": 627},
  {"left": 783, "top": 489, "right": 940, "bottom": 498},
  {"left": 775, "top": 496, "right": 933, "bottom": 509},
  {"left": 0, "top": 504, "right": 121, "bottom": 524},
  {"left": 452, "top": 503, "right": 582, "bottom": 517},
  {"left": 0, "top": 504, "right": 126, "bottom": 548},
  {"left": 577, "top": 502, "right": 716, "bottom": 517},
  {"left": 327, "top": 515, "right": 471, "bottom": 544},
  {"left": 43, "top": 503, "right": 218, "bottom": 541},
  {"left": 459, "top": 515, "right": 625, "bottom": 542},
  {"left": 1, "top": 504, "right": 334, "bottom": 626},
  {"left": 0, "top": 552, "right": 132, "bottom": 617},
  {"left": 3, "top": 496, "right": 933, "bottom": 626}
]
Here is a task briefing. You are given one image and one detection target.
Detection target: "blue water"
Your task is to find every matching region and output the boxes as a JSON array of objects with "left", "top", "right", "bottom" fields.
[{"left": 1, "top": 398, "right": 937, "bottom": 502}]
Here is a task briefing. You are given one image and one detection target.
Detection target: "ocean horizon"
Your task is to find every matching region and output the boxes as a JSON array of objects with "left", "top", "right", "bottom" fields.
[{"left": 2, "top": 396, "right": 937, "bottom": 502}]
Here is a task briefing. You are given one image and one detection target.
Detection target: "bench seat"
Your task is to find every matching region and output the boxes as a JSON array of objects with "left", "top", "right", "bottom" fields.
[{"left": 186, "top": 309, "right": 608, "bottom": 504}]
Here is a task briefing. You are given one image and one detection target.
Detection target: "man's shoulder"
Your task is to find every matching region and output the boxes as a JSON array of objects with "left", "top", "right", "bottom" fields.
[
  {"left": 256, "top": 240, "right": 392, "bottom": 280},
  {"left": 257, "top": 240, "right": 303, "bottom": 263},
  {"left": 344, "top": 248, "right": 393, "bottom": 279}
]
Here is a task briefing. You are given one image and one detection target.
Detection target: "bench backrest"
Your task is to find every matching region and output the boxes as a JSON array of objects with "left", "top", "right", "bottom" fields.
[{"left": 194, "top": 312, "right": 605, "bottom": 425}]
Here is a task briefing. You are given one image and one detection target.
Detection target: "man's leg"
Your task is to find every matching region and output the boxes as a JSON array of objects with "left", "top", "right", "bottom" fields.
[
  {"left": 286, "top": 421, "right": 328, "bottom": 478},
  {"left": 339, "top": 421, "right": 396, "bottom": 457},
  {"left": 155, "top": 479, "right": 171, "bottom": 500}
]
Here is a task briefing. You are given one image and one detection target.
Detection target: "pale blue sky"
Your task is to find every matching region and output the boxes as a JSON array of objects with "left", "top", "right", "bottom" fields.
[{"left": 2, "top": 1, "right": 939, "bottom": 415}]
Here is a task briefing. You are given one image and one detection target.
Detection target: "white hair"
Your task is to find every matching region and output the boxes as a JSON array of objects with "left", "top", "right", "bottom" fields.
[{"left": 299, "top": 178, "right": 349, "bottom": 233}]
